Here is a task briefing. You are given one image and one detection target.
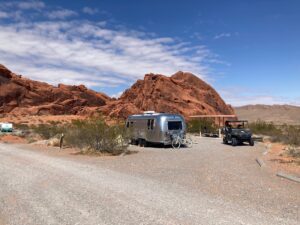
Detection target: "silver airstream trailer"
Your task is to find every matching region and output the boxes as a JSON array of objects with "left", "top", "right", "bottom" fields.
[{"left": 126, "top": 111, "right": 186, "bottom": 146}]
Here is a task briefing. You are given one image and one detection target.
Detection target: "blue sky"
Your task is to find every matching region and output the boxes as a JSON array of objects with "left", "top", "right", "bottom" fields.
[{"left": 0, "top": 0, "right": 299, "bottom": 106}]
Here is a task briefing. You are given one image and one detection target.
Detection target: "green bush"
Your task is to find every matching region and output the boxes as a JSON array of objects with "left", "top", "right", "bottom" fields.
[
  {"left": 248, "top": 120, "right": 281, "bottom": 137},
  {"left": 31, "top": 124, "right": 66, "bottom": 139},
  {"left": 187, "top": 118, "right": 217, "bottom": 134},
  {"left": 64, "top": 117, "right": 130, "bottom": 155},
  {"left": 249, "top": 120, "right": 300, "bottom": 146},
  {"left": 14, "top": 123, "right": 30, "bottom": 131},
  {"left": 281, "top": 125, "right": 300, "bottom": 146}
]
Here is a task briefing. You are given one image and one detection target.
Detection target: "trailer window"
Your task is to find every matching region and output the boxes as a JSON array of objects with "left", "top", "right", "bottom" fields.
[
  {"left": 168, "top": 121, "right": 182, "bottom": 130},
  {"left": 147, "top": 119, "right": 155, "bottom": 130},
  {"left": 150, "top": 119, "right": 154, "bottom": 129}
]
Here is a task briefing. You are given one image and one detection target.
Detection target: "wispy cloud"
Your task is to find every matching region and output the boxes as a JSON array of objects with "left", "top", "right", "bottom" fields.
[
  {"left": 47, "top": 9, "right": 78, "bottom": 19},
  {"left": 0, "top": 11, "right": 9, "bottom": 18},
  {"left": 111, "top": 91, "right": 124, "bottom": 98},
  {"left": 214, "top": 32, "right": 231, "bottom": 40},
  {"left": 82, "top": 7, "right": 99, "bottom": 15},
  {"left": 219, "top": 88, "right": 300, "bottom": 106},
  {"left": 0, "top": 1, "right": 216, "bottom": 90},
  {"left": 3, "top": 0, "right": 45, "bottom": 10}
]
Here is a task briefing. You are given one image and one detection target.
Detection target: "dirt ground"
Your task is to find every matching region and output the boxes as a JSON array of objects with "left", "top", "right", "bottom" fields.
[
  {"left": 0, "top": 134, "right": 27, "bottom": 144},
  {"left": 263, "top": 142, "right": 300, "bottom": 175},
  {"left": 0, "top": 138, "right": 299, "bottom": 225}
]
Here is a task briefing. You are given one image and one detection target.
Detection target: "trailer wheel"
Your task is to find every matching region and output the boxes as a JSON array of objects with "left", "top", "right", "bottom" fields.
[
  {"left": 144, "top": 140, "right": 149, "bottom": 147},
  {"left": 138, "top": 139, "right": 144, "bottom": 147}
]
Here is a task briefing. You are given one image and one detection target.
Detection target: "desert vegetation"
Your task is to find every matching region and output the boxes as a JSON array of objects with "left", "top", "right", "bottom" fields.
[
  {"left": 187, "top": 118, "right": 217, "bottom": 134},
  {"left": 64, "top": 117, "right": 130, "bottom": 155},
  {"left": 13, "top": 117, "right": 130, "bottom": 155},
  {"left": 249, "top": 120, "right": 300, "bottom": 161}
]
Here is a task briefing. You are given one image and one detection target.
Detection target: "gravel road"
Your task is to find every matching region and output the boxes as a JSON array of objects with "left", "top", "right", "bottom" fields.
[{"left": 0, "top": 138, "right": 299, "bottom": 225}]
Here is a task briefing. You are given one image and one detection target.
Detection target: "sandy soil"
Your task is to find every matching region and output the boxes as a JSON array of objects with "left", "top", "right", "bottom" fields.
[
  {"left": 0, "top": 134, "right": 27, "bottom": 144},
  {"left": 263, "top": 142, "right": 300, "bottom": 175}
]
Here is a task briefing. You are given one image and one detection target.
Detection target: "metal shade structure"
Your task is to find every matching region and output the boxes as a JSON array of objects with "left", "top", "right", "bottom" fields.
[{"left": 189, "top": 114, "right": 237, "bottom": 127}]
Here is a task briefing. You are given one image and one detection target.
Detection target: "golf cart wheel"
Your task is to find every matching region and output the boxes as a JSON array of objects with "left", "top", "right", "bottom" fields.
[
  {"left": 223, "top": 137, "right": 228, "bottom": 144},
  {"left": 171, "top": 138, "right": 181, "bottom": 149},
  {"left": 232, "top": 138, "right": 238, "bottom": 146},
  {"left": 249, "top": 138, "right": 255, "bottom": 146}
]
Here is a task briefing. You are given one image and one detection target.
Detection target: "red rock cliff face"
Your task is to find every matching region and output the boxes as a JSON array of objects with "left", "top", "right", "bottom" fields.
[
  {"left": 101, "top": 71, "right": 234, "bottom": 118},
  {"left": 0, "top": 64, "right": 110, "bottom": 116}
]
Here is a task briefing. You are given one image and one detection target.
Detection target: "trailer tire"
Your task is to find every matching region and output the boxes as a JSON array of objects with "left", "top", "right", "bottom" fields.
[
  {"left": 138, "top": 139, "right": 144, "bottom": 147},
  {"left": 144, "top": 140, "right": 149, "bottom": 147}
]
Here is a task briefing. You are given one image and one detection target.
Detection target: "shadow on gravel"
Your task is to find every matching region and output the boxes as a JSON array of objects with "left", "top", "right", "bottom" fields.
[{"left": 132, "top": 142, "right": 191, "bottom": 149}]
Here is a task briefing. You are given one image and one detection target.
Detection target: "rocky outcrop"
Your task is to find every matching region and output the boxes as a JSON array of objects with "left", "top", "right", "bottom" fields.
[
  {"left": 0, "top": 64, "right": 110, "bottom": 116},
  {"left": 101, "top": 71, "right": 234, "bottom": 119},
  {"left": 0, "top": 64, "right": 234, "bottom": 119}
]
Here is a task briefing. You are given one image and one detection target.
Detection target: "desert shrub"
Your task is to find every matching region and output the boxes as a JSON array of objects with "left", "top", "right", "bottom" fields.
[
  {"left": 64, "top": 117, "right": 130, "bottom": 155},
  {"left": 249, "top": 120, "right": 300, "bottom": 146},
  {"left": 281, "top": 125, "right": 300, "bottom": 146},
  {"left": 31, "top": 124, "right": 66, "bottom": 139},
  {"left": 14, "top": 123, "right": 30, "bottom": 131},
  {"left": 287, "top": 147, "right": 300, "bottom": 159},
  {"left": 187, "top": 118, "right": 216, "bottom": 134},
  {"left": 248, "top": 120, "right": 281, "bottom": 137}
]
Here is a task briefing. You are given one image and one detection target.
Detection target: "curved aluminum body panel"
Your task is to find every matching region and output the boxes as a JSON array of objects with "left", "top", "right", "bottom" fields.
[{"left": 126, "top": 113, "right": 186, "bottom": 145}]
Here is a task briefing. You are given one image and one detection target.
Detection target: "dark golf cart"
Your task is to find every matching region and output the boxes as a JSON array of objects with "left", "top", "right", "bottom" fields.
[{"left": 223, "top": 120, "right": 254, "bottom": 146}]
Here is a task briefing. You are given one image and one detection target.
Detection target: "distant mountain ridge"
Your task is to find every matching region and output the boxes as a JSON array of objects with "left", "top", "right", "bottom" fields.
[{"left": 234, "top": 104, "right": 300, "bottom": 125}]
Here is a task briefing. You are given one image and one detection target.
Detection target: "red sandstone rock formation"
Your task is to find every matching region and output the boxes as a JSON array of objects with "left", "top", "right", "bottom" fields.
[
  {"left": 0, "top": 64, "right": 110, "bottom": 116},
  {"left": 101, "top": 71, "right": 234, "bottom": 119},
  {"left": 0, "top": 64, "right": 234, "bottom": 119}
]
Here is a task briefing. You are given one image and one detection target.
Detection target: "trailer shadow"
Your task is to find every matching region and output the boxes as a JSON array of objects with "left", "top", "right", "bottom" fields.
[{"left": 131, "top": 142, "right": 191, "bottom": 149}]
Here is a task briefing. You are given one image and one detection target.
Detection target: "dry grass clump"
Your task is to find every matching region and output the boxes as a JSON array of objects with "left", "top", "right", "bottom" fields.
[{"left": 286, "top": 146, "right": 300, "bottom": 159}]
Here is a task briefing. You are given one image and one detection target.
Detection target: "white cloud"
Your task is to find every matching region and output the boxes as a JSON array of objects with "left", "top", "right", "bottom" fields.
[
  {"left": 2, "top": 1, "right": 45, "bottom": 10},
  {"left": 111, "top": 91, "right": 124, "bottom": 98},
  {"left": 17, "top": 0, "right": 45, "bottom": 10},
  {"left": 0, "top": 2, "right": 214, "bottom": 90},
  {"left": 82, "top": 7, "right": 99, "bottom": 15},
  {"left": 0, "top": 11, "right": 9, "bottom": 18},
  {"left": 47, "top": 9, "right": 78, "bottom": 19},
  {"left": 214, "top": 33, "right": 231, "bottom": 40}
]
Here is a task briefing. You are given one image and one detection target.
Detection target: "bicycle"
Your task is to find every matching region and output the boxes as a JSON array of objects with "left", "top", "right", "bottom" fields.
[{"left": 171, "top": 134, "right": 193, "bottom": 149}]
